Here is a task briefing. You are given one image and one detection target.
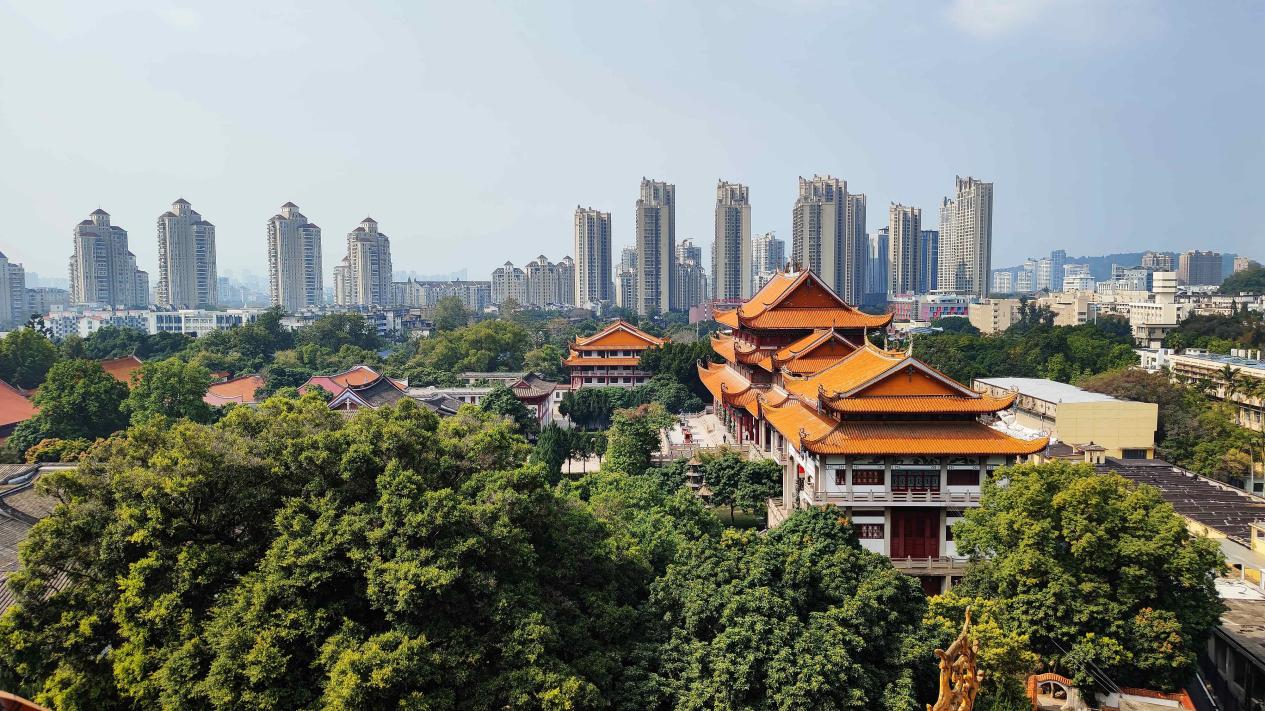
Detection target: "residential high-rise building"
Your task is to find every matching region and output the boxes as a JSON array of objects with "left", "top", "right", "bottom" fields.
[
  {"left": 1035, "top": 257, "right": 1053, "bottom": 291},
  {"left": 712, "top": 180, "right": 752, "bottom": 301},
  {"left": 573, "top": 207, "right": 612, "bottom": 306},
  {"left": 635, "top": 178, "right": 676, "bottom": 315},
  {"left": 865, "top": 228, "right": 889, "bottom": 299},
  {"left": 675, "top": 239, "right": 708, "bottom": 310},
  {"left": 791, "top": 175, "right": 865, "bottom": 303},
  {"left": 156, "top": 198, "right": 217, "bottom": 308},
  {"left": 556, "top": 256, "right": 575, "bottom": 307},
  {"left": 1049, "top": 249, "right": 1067, "bottom": 291},
  {"left": 523, "top": 255, "right": 575, "bottom": 307},
  {"left": 887, "top": 204, "right": 921, "bottom": 295},
  {"left": 1232, "top": 256, "right": 1257, "bottom": 273},
  {"left": 1177, "top": 250, "right": 1223, "bottom": 286},
  {"left": 937, "top": 176, "right": 993, "bottom": 297},
  {"left": 752, "top": 231, "right": 784, "bottom": 274},
  {"left": 337, "top": 217, "right": 393, "bottom": 307},
  {"left": 844, "top": 193, "right": 867, "bottom": 303},
  {"left": 919, "top": 230, "right": 939, "bottom": 294},
  {"left": 0, "top": 252, "right": 25, "bottom": 327},
  {"left": 69, "top": 209, "right": 148, "bottom": 308},
  {"left": 1062, "top": 264, "right": 1095, "bottom": 292},
  {"left": 991, "top": 270, "right": 1013, "bottom": 293},
  {"left": 491, "top": 261, "right": 527, "bottom": 305},
  {"left": 1015, "top": 269, "right": 1034, "bottom": 293},
  {"left": 1141, "top": 251, "right": 1174, "bottom": 271},
  {"left": 267, "top": 202, "right": 323, "bottom": 313},
  {"left": 615, "top": 247, "right": 638, "bottom": 310}
]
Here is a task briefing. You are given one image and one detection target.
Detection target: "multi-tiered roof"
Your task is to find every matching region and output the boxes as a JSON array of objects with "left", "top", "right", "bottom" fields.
[{"left": 701, "top": 270, "right": 1045, "bottom": 458}]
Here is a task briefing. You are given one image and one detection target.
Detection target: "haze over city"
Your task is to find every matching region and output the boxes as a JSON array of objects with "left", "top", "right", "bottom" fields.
[{"left": 1, "top": 0, "right": 1261, "bottom": 281}]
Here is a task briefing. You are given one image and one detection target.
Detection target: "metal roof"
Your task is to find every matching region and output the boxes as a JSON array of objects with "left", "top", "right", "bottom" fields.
[{"left": 976, "top": 377, "right": 1122, "bottom": 404}]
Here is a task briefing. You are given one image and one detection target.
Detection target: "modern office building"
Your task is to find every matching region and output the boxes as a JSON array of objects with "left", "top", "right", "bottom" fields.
[
  {"left": 266, "top": 202, "right": 323, "bottom": 313},
  {"left": 712, "top": 181, "right": 752, "bottom": 301},
  {"left": 938, "top": 176, "right": 993, "bottom": 297},
  {"left": 791, "top": 175, "right": 866, "bottom": 304},
  {"left": 573, "top": 206, "right": 612, "bottom": 306},
  {"left": 1049, "top": 249, "right": 1067, "bottom": 291},
  {"left": 635, "top": 178, "right": 676, "bottom": 315},
  {"left": 336, "top": 217, "right": 393, "bottom": 307},
  {"left": 156, "top": 198, "right": 217, "bottom": 308},
  {"left": 1177, "top": 250, "right": 1223, "bottom": 286},
  {"left": 887, "top": 203, "right": 922, "bottom": 295},
  {"left": 69, "top": 209, "right": 148, "bottom": 308}
]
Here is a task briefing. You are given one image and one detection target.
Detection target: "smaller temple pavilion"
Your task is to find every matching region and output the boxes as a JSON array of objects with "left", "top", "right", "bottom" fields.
[
  {"left": 701, "top": 270, "right": 1047, "bottom": 594},
  {"left": 564, "top": 320, "right": 664, "bottom": 390}
]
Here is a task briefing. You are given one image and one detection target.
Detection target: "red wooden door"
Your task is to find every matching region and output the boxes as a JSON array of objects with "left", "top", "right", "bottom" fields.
[{"left": 890, "top": 508, "right": 939, "bottom": 559}]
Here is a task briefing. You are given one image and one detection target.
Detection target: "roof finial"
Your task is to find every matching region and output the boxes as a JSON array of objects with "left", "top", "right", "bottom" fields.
[{"left": 907, "top": 333, "right": 914, "bottom": 357}]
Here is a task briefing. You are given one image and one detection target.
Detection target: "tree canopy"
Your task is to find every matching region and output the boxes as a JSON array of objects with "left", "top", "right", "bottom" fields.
[
  {"left": 0, "top": 328, "right": 58, "bottom": 389},
  {"left": 913, "top": 320, "right": 1138, "bottom": 385},
  {"left": 1220, "top": 265, "right": 1265, "bottom": 295},
  {"left": 953, "top": 461, "right": 1224, "bottom": 696},
  {"left": 8, "top": 360, "right": 130, "bottom": 454}
]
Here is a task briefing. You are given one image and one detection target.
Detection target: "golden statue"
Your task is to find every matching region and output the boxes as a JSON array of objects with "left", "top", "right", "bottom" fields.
[{"left": 928, "top": 608, "right": 983, "bottom": 711}]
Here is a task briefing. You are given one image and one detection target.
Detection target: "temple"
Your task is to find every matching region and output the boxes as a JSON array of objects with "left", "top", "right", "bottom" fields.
[
  {"left": 564, "top": 320, "right": 664, "bottom": 389},
  {"left": 701, "top": 270, "right": 1047, "bottom": 593}
]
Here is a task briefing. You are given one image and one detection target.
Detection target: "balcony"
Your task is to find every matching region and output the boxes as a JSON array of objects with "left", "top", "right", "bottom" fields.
[
  {"left": 808, "top": 489, "right": 982, "bottom": 506},
  {"left": 889, "top": 556, "right": 970, "bottom": 576}
]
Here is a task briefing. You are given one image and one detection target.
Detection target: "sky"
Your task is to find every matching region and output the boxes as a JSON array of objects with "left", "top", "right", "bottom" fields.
[{"left": 0, "top": 0, "right": 1262, "bottom": 285}]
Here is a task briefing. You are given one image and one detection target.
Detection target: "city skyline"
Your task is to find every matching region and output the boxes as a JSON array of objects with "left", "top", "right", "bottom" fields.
[{"left": 2, "top": 2, "right": 1260, "bottom": 282}]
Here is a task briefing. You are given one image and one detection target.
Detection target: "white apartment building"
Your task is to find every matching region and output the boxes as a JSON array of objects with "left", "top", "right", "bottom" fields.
[
  {"left": 573, "top": 206, "right": 612, "bottom": 306},
  {"left": 791, "top": 175, "right": 867, "bottom": 304},
  {"left": 0, "top": 252, "right": 25, "bottom": 328},
  {"left": 69, "top": 209, "right": 148, "bottom": 308},
  {"left": 1035, "top": 257, "right": 1053, "bottom": 291},
  {"left": 712, "top": 180, "right": 752, "bottom": 301},
  {"left": 675, "top": 239, "right": 708, "bottom": 310},
  {"left": 991, "top": 270, "right": 1013, "bottom": 293},
  {"left": 1141, "top": 251, "right": 1174, "bottom": 271},
  {"left": 156, "top": 199, "right": 217, "bottom": 308},
  {"left": 887, "top": 203, "right": 922, "bottom": 295},
  {"left": 491, "top": 262, "right": 527, "bottom": 305},
  {"left": 337, "top": 217, "right": 393, "bottom": 307},
  {"left": 1061, "top": 264, "right": 1095, "bottom": 292},
  {"left": 267, "top": 202, "right": 323, "bottom": 313},
  {"left": 524, "top": 255, "right": 575, "bottom": 308},
  {"left": 751, "top": 231, "right": 785, "bottom": 279},
  {"left": 938, "top": 176, "right": 993, "bottom": 297},
  {"left": 635, "top": 178, "right": 676, "bottom": 315},
  {"left": 615, "top": 246, "right": 637, "bottom": 310}
]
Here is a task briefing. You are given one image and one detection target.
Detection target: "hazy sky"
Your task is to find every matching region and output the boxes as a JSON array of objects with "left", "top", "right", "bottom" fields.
[{"left": 1, "top": 0, "right": 1261, "bottom": 284}]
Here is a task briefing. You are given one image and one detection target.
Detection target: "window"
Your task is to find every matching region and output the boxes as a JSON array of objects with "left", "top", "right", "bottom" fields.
[
  {"left": 947, "top": 469, "right": 978, "bottom": 486},
  {"left": 834, "top": 470, "right": 844, "bottom": 486},
  {"left": 892, "top": 471, "right": 939, "bottom": 491},
  {"left": 944, "top": 524, "right": 954, "bottom": 542},
  {"left": 855, "top": 523, "right": 884, "bottom": 539},
  {"left": 852, "top": 469, "right": 884, "bottom": 486}
]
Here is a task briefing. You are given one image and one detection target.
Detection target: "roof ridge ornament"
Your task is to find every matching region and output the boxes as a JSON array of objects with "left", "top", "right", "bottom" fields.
[{"left": 927, "top": 607, "right": 982, "bottom": 711}]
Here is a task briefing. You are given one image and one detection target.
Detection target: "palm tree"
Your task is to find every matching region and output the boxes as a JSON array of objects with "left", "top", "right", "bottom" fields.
[{"left": 1219, "top": 364, "right": 1243, "bottom": 400}]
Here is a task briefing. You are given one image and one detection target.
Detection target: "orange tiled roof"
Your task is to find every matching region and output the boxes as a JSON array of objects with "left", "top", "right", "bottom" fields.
[
  {"left": 572, "top": 320, "right": 664, "bottom": 349},
  {"left": 761, "top": 397, "right": 837, "bottom": 444},
  {"left": 710, "top": 333, "right": 737, "bottom": 362},
  {"left": 100, "top": 355, "right": 144, "bottom": 386},
  {"left": 300, "top": 365, "right": 395, "bottom": 396},
  {"left": 0, "top": 380, "right": 38, "bottom": 429},
  {"left": 821, "top": 392, "right": 1018, "bottom": 415},
  {"left": 204, "top": 374, "right": 266, "bottom": 406},
  {"left": 783, "top": 345, "right": 906, "bottom": 400},
  {"left": 563, "top": 356, "right": 643, "bottom": 367},
  {"left": 698, "top": 362, "right": 754, "bottom": 402},
  {"left": 773, "top": 329, "right": 860, "bottom": 375},
  {"left": 745, "top": 387, "right": 790, "bottom": 417},
  {"left": 803, "top": 421, "right": 1049, "bottom": 456},
  {"left": 713, "top": 271, "right": 892, "bottom": 330}
]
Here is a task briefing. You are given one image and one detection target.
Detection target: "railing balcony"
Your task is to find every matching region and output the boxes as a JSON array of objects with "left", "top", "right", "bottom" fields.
[{"left": 810, "top": 489, "right": 982, "bottom": 506}]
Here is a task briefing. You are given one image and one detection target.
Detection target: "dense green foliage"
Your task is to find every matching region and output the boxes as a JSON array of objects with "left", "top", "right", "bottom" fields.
[
  {"left": 71, "top": 326, "right": 191, "bottom": 361},
  {"left": 602, "top": 404, "right": 673, "bottom": 477},
  {"left": 560, "top": 378, "right": 704, "bottom": 430},
  {"left": 8, "top": 360, "right": 129, "bottom": 454},
  {"left": 1220, "top": 265, "right": 1265, "bottom": 295},
  {"left": 913, "top": 318, "right": 1137, "bottom": 385},
  {"left": 122, "top": 357, "right": 214, "bottom": 425},
  {"left": 479, "top": 383, "right": 540, "bottom": 438},
  {"left": 395, "top": 319, "right": 532, "bottom": 382},
  {"left": 648, "top": 450, "right": 781, "bottom": 524},
  {"left": 0, "top": 329, "right": 58, "bottom": 389},
  {"left": 929, "top": 316, "right": 980, "bottom": 335},
  {"left": 1080, "top": 368, "right": 1261, "bottom": 482},
  {"left": 1, "top": 395, "right": 940, "bottom": 710},
  {"left": 953, "top": 461, "right": 1224, "bottom": 696},
  {"left": 639, "top": 341, "right": 721, "bottom": 401},
  {"left": 1164, "top": 311, "right": 1265, "bottom": 353}
]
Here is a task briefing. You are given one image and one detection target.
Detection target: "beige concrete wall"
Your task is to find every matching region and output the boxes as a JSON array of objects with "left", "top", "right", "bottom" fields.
[{"left": 1055, "top": 401, "right": 1158, "bottom": 457}]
